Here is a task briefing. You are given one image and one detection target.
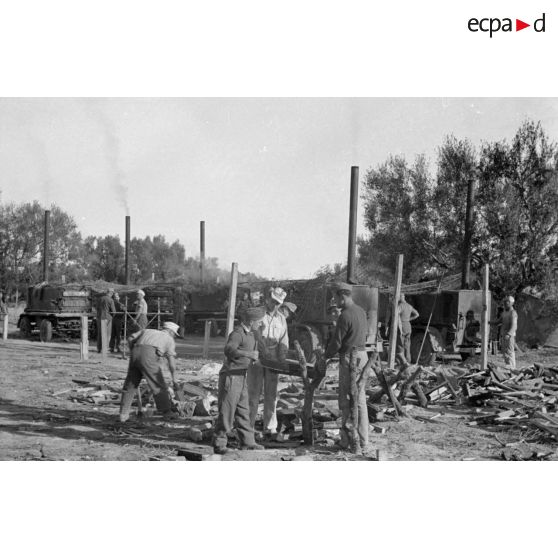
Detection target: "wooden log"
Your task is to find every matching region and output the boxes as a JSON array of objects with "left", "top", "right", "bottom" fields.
[
  {"left": 375, "top": 367, "right": 408, "bottom": 417},
  {"left": 412, "top": 384, "right": 428, "bottom": 407},
  {"left": 80, "top": 316, "right": 89, "bottom": 361}
]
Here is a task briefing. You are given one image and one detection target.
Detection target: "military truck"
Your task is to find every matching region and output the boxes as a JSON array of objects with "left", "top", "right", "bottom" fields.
[
  {"left": 17, "top": 283, "right": 96, "bottom": 342},
  {"left": 377, "top": 287, "right": 494, "bottom": 364},
  {"left": 18, "top": 282, "right": 188, "bottom": 342}
]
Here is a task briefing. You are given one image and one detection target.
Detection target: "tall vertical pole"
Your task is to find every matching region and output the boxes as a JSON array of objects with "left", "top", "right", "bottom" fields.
[
  {"left": 481, "top": 264, "right": 490, "bottom": 370},
  {"left": 125, "top": 215, "right": 131, "bottom": 285},
  {"left": 461, "top": 178, "right": 475, "bottom": 289},
  {"left": 200, "top": 221, "right": 206, "bottom": 284},
  {"left": 388, "top": 254, "right": 404, "bottom": 369},
  {"left": 43, "top": 210, "right": 50, "bottom": 282},
  {"left": 347, "top": 166, "right": 359, "bottom": 284},
  {"left": 226, "top": 262, "right": 239, "bottom": 337}
]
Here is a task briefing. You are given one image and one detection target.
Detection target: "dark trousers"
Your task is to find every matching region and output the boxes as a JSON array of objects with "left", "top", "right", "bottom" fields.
[
  {"left": 214, "top": 370, "right": 255, "bottom": 449},
  {"left": 396, "top": 331, "right": 411, "bottom": 365},
  {"left": 110, "top": 319, "right": 123, "bottom": 351},
  {"left": 119, "top": 345, "right": 172, "bottom": 418},
  {"left": 97, "top": 317, "right": 112, "bottom": 352}
]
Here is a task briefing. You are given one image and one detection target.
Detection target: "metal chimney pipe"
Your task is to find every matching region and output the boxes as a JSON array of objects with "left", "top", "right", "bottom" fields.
[
  {"left": 125, "top": 215, "right": 131, "bottom": 285},
  {"left": 200, "top": 221, "right": 206, "bottom": 284},
  {"left": 43, "top": 210, "right": 50, "bottom": 282},
  {"left": 347, "top": 166, "right": 359, "bottom": 283},
  {"left": 461, "top": 178, "right": 475, "bottom": 289}
]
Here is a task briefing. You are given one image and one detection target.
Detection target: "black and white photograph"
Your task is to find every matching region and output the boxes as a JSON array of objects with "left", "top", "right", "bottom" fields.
[{"left": 1, "top": 97, "right": 558, "bottom": 462}]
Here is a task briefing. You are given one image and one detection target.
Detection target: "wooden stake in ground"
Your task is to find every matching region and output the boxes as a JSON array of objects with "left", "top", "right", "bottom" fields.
[
  {"left": 481, "top": 263, "right": 490, "bottom": 371},
  {"left": 388, "top": 254, "right": 404, "bottom": 369},
  {"left": 202, "top": 319, "right": 211, "bottom": 359},
  {"left": 2, "top": 313, "right": 8, "bottom": 341},
  {"left": 226, "top": 262, "right": 239, "bottom": 337},
  {"left": 100, "top": 318, "right": 108, "bottom": 360},
  {"left": 80, "top": 316, "right": 88, "bottom": 361}
]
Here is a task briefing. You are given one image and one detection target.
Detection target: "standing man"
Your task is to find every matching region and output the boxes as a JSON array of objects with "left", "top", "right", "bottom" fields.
[
  {"left": 247, "top": 286, "right": 289, "bottom": 438},
  {"left": 396, "top": 294, "right": 419, "bottom": 365},
  {"left": 496, "top": 295, "right": 518, "bottom": 370},
  {"left": 97, "top": 288, "right": 116, "bottom": 353},
  {"left": 134, "top": 289, "right": 148, "bottom": 331},
  {"left": 213, "top": 307, "right": 266, "bottom": 454},
  {"left": 118, "top": 321, "right": 182, "bottom": 423},
  {"left": 110, "top": 292, "right": 125, "bottom": 353},
  {"left": 325, "top": 283, "right": 369, "bottom": 454}
]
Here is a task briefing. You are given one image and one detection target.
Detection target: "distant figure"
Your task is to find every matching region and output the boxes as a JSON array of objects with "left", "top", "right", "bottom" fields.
[
  {"left": 463, "top": 310, "right": 481, "bottom": 345},
  {"left": 134, "top": 289, "right": 148, "bottom": 331},
  {"left": 236, "top": 291, "right": 252, "bottom": 317},
  {"left": 278, "top": 301, "right": 297, "bottom": 323},
  {"left": 97, "top": 288, "right": 116, "bottom": 353},
  {"left": 110, "top": 292, "right": 125, "bottom": 353},
  {"left": 396, "top": 294, "right": 419, "bottom": 365},
  {"left": 495, "top": 295, "right": 518, "bottom": 370}
]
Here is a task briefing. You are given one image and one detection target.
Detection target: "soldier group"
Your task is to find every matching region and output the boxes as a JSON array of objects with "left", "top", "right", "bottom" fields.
[{"left": 104, "top": 283, "right": 519, "bottom": 456}]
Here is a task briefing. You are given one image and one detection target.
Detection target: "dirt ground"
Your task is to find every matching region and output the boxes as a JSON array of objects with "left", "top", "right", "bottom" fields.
[{"left": 1, "top": 330, "right": 558, "bottom": 461}]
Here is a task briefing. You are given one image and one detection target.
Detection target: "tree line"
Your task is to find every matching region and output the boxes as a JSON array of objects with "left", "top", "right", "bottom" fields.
[
  {"left": 355, "top": 120, "right": 558, "bottom": 298},
  {"left": 0, "top": 201, "right": 263, "bottom": 298}
]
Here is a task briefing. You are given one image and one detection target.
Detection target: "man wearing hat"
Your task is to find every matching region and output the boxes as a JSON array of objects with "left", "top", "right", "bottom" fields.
[
  {"left": 213, "top": 307, "right": 266, "bottom": 454},
  {"left": 96, "top": 288, "right": 116, "bottom": 353},
  {"left": 494, "top": 295, "right": 518, "bottom": 370},
  {"left": 134, "top": 289, "right": 148, "bottom": 331},
  {"left": 247, "top": 286, "right": 289, "bottom": 438},
  {"left": 118, "top": 321, "right": 182, "bottom": 422},
  {"left": 325, "top": 282, "right": 369, "bottom": 454}
]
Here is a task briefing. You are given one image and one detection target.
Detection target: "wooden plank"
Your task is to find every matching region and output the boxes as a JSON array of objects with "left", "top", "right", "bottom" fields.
[
  {"left": 481, "top": 264, "right": 489, "bottom": 370},
  {"left": 225, "top": 262, "right": 239, "bottom": 337},
  {"left": 80, "top": 316, "right": 89, "bottom": 361},
  {"left": 202, "top": 319, "right": 211, "bottom": 359},
  {"left": 388, "top": 254, "right": 404, "bottom": 369},
  {"left": 100, "top": 318, "right": 108, "bottom": 360}
]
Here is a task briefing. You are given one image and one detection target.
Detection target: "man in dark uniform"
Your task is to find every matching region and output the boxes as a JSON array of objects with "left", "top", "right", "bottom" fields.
[
  {"left": 118, "top": 321, "right": 182, "bottom": 423},
  {"left": 213, "top": 307, "right": 266, "bottom": 455},
  {"left": 97, "top": 288, "right": 116, "bottom": 353},
  {"left": 325, "top": 282, "right": 369, "bottom": 454},
  {"left": 110, "top": 292, "right": 125, "bottom": 353}
]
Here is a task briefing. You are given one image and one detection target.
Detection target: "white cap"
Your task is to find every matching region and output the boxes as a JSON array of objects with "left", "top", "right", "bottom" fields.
[
  {"left": 163, "top": 321, "right": 180, "bottom": 336},
  {"left": 137, "top": 289, "right": 145, "bottom": 297}
]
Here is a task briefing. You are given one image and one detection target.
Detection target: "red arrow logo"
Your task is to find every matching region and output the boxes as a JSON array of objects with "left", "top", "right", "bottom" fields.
[{"left": 516, "top": 19, "right": 530, "bottom": 31}]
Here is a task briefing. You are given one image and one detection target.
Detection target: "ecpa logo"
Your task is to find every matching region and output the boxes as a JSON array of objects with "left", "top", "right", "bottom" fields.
[{"left": 468, "top": 13, "right": 546, "bottom": 37}]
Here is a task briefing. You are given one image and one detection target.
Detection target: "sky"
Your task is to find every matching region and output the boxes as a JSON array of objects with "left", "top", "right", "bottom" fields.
[{"left": 0, "top": 97, "right": 557, "bottom": 279}]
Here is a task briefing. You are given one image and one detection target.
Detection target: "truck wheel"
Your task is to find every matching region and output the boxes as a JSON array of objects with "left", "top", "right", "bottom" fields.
[
  {"left": 411, "top": 332, "right": 436, "bottom": 366},
  {"left": 39, "top": 320, "right": 53, "bottom": 342},
  {"left": 20, "top": 316, "right": 32, "bottom": 338}
]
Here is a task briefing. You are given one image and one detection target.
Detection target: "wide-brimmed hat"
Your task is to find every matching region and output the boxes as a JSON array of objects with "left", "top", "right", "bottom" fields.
[
  {"left": 163, "top": 321, "right": 182, "bottom": 337},
  {"left": 269, "top": 287, "right": 287, "bottom": 304},
  {"left": 137, "top": 289, "right": 145, "bottom": 297}
]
